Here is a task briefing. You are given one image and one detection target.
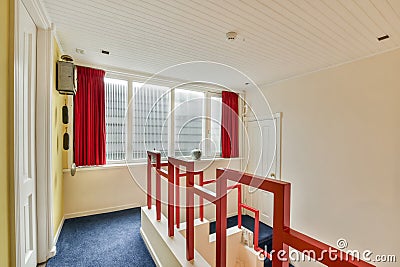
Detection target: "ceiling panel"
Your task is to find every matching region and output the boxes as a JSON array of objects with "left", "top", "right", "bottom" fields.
[{"left": 41, "top": 0, "right": 400, "bottom": 88}]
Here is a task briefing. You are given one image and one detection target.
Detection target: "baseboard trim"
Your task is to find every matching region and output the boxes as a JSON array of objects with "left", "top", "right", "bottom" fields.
[
  {"left": 64, "top": 203, "right": 141, "bottom": 219},
  {"left": 53, "top": 216, "right": 65, "bottom": 245},
  {"left": 140, "top": 227, "right": 162, "bottom": 267},
  {"left": 47, "top": 216, "right": 65, "bottom": 259}
]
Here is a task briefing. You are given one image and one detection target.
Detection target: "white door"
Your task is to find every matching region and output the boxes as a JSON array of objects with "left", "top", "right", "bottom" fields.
[
  {"left": 245, "top": 116, "right": 281, "bottom": 226},
  {"left": 16, "top": 2, "right": 37, "bottom": 266}
]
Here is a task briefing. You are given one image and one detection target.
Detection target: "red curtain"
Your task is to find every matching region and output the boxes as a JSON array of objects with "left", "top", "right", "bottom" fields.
[
  {"left": 74, "top": 66, "right": 106, "bottom": 166},
  {"left": 221, "top": 91, "right": 239, "bottom": 158}
]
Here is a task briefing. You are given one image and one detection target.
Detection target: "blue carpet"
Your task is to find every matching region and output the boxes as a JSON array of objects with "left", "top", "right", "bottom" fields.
[{"left": 47, "top": 208, "right": 155, "bottom": 267}]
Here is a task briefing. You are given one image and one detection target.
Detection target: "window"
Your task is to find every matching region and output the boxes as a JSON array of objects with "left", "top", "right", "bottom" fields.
[
  {"left": 132, "top": 83, "right": 169, "bottom": 159},
  {"left": 210, "top": 96, "right": 222, "bottom": 157},
  {"left": 105, "top": 78, "right": 128, "bottom": 161},
  {"left": 104, "top": 77, "right": 231, "bottom": 163},
  {"left": 174, "top": 89, "right": 204, "bottom": 157}
]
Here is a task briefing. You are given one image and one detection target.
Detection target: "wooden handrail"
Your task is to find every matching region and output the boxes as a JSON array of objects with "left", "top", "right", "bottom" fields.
[
  {"left": 146, "top": 157, "right": 374, "bottom": 267},
  {"left": 216, "top": 168, "right": 374, "bottom": 267}
]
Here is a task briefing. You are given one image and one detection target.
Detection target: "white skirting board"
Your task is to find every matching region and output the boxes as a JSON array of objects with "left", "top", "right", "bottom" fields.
[
  {"left": 64, "top": 203, "right": 140, "bottom": 219},
  {"left": 46, "top": 216, "right": 65, "bottom": 260},
  {"left": 141, "top": 206, "right": 211, "bottom": 267},
  {"left": 140, "top": 228, "right": 162, "bottom": 267}
]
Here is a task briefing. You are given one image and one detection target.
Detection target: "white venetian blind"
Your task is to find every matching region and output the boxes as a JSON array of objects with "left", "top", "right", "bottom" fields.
[
  {"left": 174, "top": 89, "right": 204, "bottom": 157},
  {"left": 131, "top": 83, "right": 169, "bottom": 159},
  {"left": 105, "top": 78, "right": 128, "bottom": 161}
]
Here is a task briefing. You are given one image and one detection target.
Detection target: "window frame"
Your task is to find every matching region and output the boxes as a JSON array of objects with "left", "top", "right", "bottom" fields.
[{"left": 104, "top": 73, "right": 236, "bottom": 165}]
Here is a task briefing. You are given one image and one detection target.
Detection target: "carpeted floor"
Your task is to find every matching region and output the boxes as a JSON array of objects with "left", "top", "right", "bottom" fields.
[{"left": 47, "top": 208, "right": 155, "bottom": 267}]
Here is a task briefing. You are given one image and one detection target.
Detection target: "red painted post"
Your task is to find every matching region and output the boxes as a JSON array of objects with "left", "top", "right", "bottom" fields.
[
  {"left": 186, "top": 170, "right": 195, "bottom": 261},
  {"left": 254, "top": 210, "right": 260, "bottom": 250},
  {"left": 175, "top": 167, "right": 180, "bottom": 228},
  {"left": 155, "top": 154, "right": 161, "bottom": 221},
  {"left": 237, "top": 184, "right": 242, "bottom": 228},
  {"left": 147, "top": 154, "right": 152, "bottom": 209},
  {"left": 167, "top": 161, "right": 175, "bottom": 237},
  {"left": 272, "top": 183, "right": 291, "bottom": 267},
  {"left": 215, "top": 171, "right": 227, "bottom": 267},
  {"left": 199, "top": 172, "right": 204, "bottom": 221}
]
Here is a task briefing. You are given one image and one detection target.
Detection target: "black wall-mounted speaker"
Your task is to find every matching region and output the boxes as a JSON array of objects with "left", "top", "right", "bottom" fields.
[
  {"left": 63, "top": 132, "right": 70, "bottom": 150},
  {"left": 62, "top": 105, "right": 69, "bottom": 124}
]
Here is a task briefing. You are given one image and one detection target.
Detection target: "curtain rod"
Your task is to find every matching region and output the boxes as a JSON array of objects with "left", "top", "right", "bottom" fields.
[{"left": 75, "top": 62, "right": 245, "bottom": 94}]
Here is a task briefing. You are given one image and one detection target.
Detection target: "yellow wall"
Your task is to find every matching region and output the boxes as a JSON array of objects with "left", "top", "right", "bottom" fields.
[
  {"left": 0, "top": 0, "right": 13, "bottom": 266},
  {"left": 52, "top": 40, "right": 69, "bottom": 234},
  {"left": 0, "top": 1, "right": 70, "bottom": 264},
  {"left": 248, "top": 48, "right": 400, "bottom": 266}
]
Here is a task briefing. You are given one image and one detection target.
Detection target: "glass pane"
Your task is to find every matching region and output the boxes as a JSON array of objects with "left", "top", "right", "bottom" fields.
[
  {"left": 105, "top": 78, "right": 128, "bottom": 161},
  {"left": 174, "top": 89, "right": 204, "bottom": 157},
  {"left": 210, "top": 96, "right": 222, "bottom": 157},
  {"left": 131, "top": 83, "right": 169, "bottom": 159}
]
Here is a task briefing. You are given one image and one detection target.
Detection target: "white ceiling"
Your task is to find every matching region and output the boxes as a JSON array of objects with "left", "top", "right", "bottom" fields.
[{"left": 41, "top": 0, "right": 400, "bottom": 88}]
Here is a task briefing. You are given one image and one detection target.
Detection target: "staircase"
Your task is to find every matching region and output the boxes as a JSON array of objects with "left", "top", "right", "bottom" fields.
[
  {"left": 209, "top": 215, "right": 273, "bottom": 252},
  {"left": 209, "top": 215, "right": 294, "bottom": 267}
]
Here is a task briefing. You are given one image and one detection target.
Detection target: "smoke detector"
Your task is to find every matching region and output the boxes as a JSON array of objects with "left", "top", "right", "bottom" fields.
[{"left": 226, "top": 31, "right": 238, "bottom": 41}]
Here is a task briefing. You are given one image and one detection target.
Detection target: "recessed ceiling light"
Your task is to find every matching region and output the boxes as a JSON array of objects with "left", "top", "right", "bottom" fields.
[
  {"left": 377, "top": 35, "right": 389, "bottom": 41},
  {"left": 101, "top": 49, "right": 110, "bottom": 55}
]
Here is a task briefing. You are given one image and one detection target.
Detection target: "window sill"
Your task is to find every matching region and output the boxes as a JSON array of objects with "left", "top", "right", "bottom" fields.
[{"left": 62, "top": 157, "right": 242, "bottom": 173}]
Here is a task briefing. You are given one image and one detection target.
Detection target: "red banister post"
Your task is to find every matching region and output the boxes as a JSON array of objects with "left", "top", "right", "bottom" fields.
[
  {"left": 254, "top": 210, "right": 260, "bottom": 250},
  {"left": 155, "top": 154, "right": 161, "bottom": 221},
  {"left": 272, "top": 183, "right": 291, "bottom": 267},
  {"left": 199, "top": 172, "right": 204, "bottom": 221},
  {"left": 147, "top": 154, "right": 152, "bottom": 209},
  {"left": 186, "top": 170, "right": 195, "bottom": 261},
  {"left": 237, "top": 184, "right": 242, "bottom": 228},
  {"left": 175, "top": 167, "right": 180, "bottom": 228},
  {"left": 167, "top": 161, "right": 175, "bottom": 237},
  {"left": 215, "top": 170, "right": 228, "bottom": 267}
]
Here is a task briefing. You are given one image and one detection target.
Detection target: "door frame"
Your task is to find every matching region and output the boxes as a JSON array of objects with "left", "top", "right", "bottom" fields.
[
  {"left": 243, "top": 112, "right": 282, "bottom": 223},
  {"left": 14, "top": 0, "right": 56, "bottom": 264}
]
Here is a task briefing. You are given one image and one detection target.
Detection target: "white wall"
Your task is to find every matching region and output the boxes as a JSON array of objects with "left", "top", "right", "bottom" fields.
[
  {"left": 63, "top": 158, "right": 243, "bottom": 219},
  {"left": 246, "top": 48, "right": 400, "bottom": 266}
]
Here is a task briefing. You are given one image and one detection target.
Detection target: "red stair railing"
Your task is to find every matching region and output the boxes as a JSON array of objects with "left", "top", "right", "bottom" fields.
[
  {"left": 200, "top": 181, "right": 262, "bottom": 251},
  {"left": 147, "top": 153, "right": 206, "bottom": 238},
  {"left": 215, "top": 168, "right": 375, "bottom": 267},
  {"left": 167, "top": 157, "right": 207, "bottom": 261},
  {"left": 227, "top": 183, "right": 261, "bottom": 251},
  {"left": 146, "top": 155, "right": 375, "bottom": 267},
  {"left": 147, "top": 151, "right": 168, "bottom": 222}
]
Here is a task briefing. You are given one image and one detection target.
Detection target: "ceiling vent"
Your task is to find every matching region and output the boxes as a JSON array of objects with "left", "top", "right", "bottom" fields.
[
  {"left": 226, "top": 31, "right": 238, "bottom": 41},
  {"left": 377, "top": 34, "right": 389, "bottom": 41}
]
